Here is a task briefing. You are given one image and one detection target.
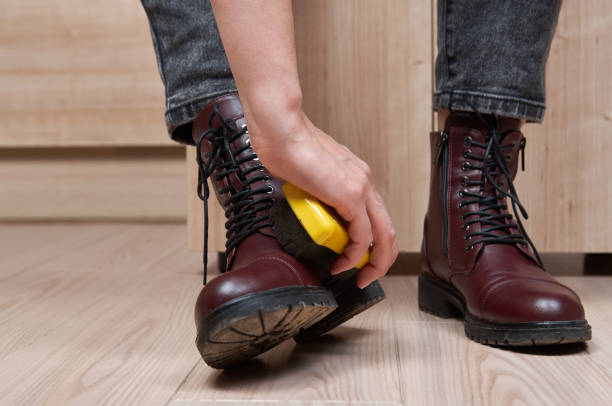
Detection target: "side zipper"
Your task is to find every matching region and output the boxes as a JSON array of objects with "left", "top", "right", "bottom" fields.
[{"left": 434, "top": 131, "right": 449, "bottom": 257}]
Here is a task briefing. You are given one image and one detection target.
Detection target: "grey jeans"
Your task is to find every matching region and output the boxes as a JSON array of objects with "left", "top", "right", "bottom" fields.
[{"left": 141, "top": 0, "right": 562, "bottom": 145}]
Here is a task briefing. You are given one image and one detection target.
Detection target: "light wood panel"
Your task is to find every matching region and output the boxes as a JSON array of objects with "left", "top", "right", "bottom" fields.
[
  {"left": 515, "top": 0, "right": 612, "bottom": 251},
  {"left": 0, "top": 0, "right": 169, "bottom": 147},
  {"left": 1, "top": 223, "right": 611, "bottom": 405},
  {"left": 0, "top": 147, "right": 186, "bottom": 220},
  {"left": 187, "top": 0, "right": 612, "bottom": 254}
]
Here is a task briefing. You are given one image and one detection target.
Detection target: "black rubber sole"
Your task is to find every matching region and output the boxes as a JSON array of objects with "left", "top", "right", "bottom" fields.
[
  {"left": 196, "top": 286, "right": 337, "bottom": 369},
  {"left": 418, "top": 272, "right": 592, "bottom": 346},
  {"left": 294, "top": 269, "right": 386, "bottom": 343}
]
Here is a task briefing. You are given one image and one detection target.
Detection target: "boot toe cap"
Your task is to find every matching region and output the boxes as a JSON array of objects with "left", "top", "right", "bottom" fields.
[
  {"left": 194, "top": 254, "right": 322, "bottom": 330},
  {"left": 479, "top": 279, "right": 586, "bottom": 323}
]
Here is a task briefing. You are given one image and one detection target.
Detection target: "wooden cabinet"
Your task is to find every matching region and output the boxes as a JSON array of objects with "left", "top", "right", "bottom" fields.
[{"left": 0, "top": 0, "right": 186, "bottom": 220}]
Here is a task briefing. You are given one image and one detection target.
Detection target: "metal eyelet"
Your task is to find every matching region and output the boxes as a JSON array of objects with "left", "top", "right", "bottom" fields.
[
  {"left": 461, "top": 162, "right": 470, "bottom": 171},
  {"left": 511, "top": 142, "right": 516, "bottom": 148},
  {"left": 465, "top": 246, "right": 473, "bottom": 252},
  {"left": 463, "top": 136, "right": 473, "bottom": 147},
  {"left": 461, "top": 176, "right": 470, "bottom": 186},
  {"left": 266, "top": 185, "right": 275, "bottom": 194},
  {"left": 464, "top": 235, "right": 471, "bottom": 241},
  {"left": 458, "top": 190, "right": 465, "bottom": 198},
  {"left": 463, "top": 149, "right": 472, "bottom": 159},
  {"left": 505, "top": 153, "right": 511, "bottom": 160}
]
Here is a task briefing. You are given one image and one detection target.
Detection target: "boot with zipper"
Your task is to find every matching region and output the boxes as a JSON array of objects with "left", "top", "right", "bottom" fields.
[
  {"left": 419, "top": 111, "right": 591, "bottom": 345},
  {"left": 192, "top": 93, "right": 337, "bottom": 368}
]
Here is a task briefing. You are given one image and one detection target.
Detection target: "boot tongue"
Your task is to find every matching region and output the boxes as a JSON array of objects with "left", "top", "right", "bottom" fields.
[
  {"left": 456, "top": 115, "right": 526, "bottom": 245},
  {"left": 192, "top": 92, "right": 243, "bottom": 148}
]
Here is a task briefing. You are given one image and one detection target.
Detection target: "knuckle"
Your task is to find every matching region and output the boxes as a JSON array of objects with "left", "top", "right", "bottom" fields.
[
  {"left": 347, "top": 180, "right": 367, "bottom": 200},
  {"left": 388, "top": 227, "right": 397, "bottom": 242},
  {"left": 363, "top": 162, "right": 373, "bottom": 176}
]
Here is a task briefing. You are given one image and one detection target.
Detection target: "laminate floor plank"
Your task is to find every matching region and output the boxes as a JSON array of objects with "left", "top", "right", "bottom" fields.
[
  {"left": 0, "top": 223, "right": 204, "bottom": 406},
  {"left": 1, "top": 223, "right": 610, "bottom": 406},
  {"left": 169, "top": 291, "right": 402, "bottom": 406}
]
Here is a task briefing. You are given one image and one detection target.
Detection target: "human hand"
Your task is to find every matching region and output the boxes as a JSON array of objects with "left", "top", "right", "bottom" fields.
[{"left": 246, "top": 106, "right": 399, "bottom": 289}]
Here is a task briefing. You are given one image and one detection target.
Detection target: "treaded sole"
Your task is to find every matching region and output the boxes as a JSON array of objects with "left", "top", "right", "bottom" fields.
[
  {"left": 418, "top": 272, "right": 592, "bottom": 346},
  {"left": 294, "top": 269, "right": 386, "bottom": 343},
  {"left": 196, "top": 286, "right": 337, "bottom": 369}
]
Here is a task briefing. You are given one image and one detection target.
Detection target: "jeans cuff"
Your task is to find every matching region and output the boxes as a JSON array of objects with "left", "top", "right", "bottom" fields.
[
  {"left": 165, "top": 85, "right": 238, "bottom": 145},
  {"left": 433, "top": 90, "right": 545, "bottom": 123}
]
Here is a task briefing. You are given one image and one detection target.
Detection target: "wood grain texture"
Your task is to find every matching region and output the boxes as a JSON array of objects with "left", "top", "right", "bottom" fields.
[
  {"left": 0, "top": 0, "right": 169, "bottom": 147},
  {"left": 515, "top": 0, "right": 612, "bottom": 251},
  {"left": 1, "top": 223, "right": 611, "bottom": 405},
  {"left": 0, "top": 147, "right": 187, "bottom": 220},
  {"left": 0, "top": 224, "right": 203, "bottom": 405}
]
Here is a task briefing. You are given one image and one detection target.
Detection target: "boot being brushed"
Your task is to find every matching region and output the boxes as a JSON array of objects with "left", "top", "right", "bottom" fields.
[{"left": 192, "top": 93, "right": 337, "bottom": 368}]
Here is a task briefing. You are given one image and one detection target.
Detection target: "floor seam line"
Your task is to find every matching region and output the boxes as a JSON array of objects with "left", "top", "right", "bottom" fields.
[{"left": 164, "top": 359, "right": 200, "bottom": 406}]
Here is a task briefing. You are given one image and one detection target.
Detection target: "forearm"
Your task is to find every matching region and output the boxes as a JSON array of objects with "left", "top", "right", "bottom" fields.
[{"left": 210, "top": 0, "right": 304, "bottom": 141}]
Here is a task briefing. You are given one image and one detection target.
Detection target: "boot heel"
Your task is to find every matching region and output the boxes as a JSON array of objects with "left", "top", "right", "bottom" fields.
[
  {"left": 294, "top": 269, "right": 386, "bottom": 343},
  {"left": 418, "top": 272, "right": 462, "bottom": 318}
]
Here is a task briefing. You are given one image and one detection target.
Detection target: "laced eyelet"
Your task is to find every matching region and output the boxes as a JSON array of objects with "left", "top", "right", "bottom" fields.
[
  {"left": 461, "top": 162, "right": 470, "bottom": 171},
  {"left": 458, "top": 190, "right": 465, "bottom": 197},
  {"left": 462, "top": 224, "right": 470, "bottom": 230},
  {"left": 461, "top": 176, "right": 470, "bottom": 186},
  {"left": 505, "top": 153, "right": 511, "bottom": 160},
  {"left": 465, "top": 246, "right": 473, "bottom": 252},
  {"left": 463, "top": 149, "right": 472, "bottom": 159},
  {"left": 464, "top": 235, "right": 471, "bottom": 240},
  {"left": 266, "top": 185, "right": 275, "bottom": 194},
  {"left": 463, "top": 136, "right": 473, "bottom": 147}
]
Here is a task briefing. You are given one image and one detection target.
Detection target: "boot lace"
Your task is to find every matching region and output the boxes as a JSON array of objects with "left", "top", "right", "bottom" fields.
[
  {"left": 457, "top": 113, "right": 542, "bottom": 265},
  {"left": 196, "top": 104, "right": 276, "bottom": 284}
]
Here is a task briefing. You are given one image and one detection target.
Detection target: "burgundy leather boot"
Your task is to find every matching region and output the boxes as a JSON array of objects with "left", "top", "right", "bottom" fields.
[
  {"left": 419, "top": 112, "right": 591, "bottom": 345},
  {"left": 192, "top": 93, "right": 337, "bottom": 368}
]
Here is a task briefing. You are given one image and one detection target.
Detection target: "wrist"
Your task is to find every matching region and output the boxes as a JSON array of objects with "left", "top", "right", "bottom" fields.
[{"left": 240, "top": 83, "right": 306, "bottom": 146}]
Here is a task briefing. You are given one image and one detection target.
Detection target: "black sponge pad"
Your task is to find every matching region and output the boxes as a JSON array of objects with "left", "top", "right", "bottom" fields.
[{"left": 269, "top": 198, "right": 339, "bottom": 275}]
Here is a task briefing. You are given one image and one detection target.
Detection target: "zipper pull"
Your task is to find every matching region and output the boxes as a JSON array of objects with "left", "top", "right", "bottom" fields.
[
  {"left": 434, "top": 131, "right": 449, "bottom": 165},
  {"left": 519, "top": 137, "right": 526, "bottom": 171}
]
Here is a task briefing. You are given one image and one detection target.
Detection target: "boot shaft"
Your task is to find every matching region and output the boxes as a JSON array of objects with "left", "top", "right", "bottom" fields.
[
  {"left": 422, "top": 113, "right": 535, "bottom": 280},
  {"left": 192, "top": 93, "right": 286, "bottom": 272}
]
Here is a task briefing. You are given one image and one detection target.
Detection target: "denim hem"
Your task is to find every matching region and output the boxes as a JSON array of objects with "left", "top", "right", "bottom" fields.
[
  {"left": 165, "top": 86, "right": 238, "bottom": 145},
  {"left": 433, "top": 90, "right": 545, "bottom": 123}
]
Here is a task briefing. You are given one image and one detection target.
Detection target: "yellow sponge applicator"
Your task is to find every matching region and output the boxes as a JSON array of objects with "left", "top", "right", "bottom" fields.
[{"left": 270, "top": 182, "right": 370, "bottom": 271}]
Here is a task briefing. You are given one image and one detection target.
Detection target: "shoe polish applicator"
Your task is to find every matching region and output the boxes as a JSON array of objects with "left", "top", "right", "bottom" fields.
[
  {"left": 269, "top": 181, "right": 386, "bottom": 342},
  {"left": 269, "top": 181, "right": 370, "bottom": 274}
]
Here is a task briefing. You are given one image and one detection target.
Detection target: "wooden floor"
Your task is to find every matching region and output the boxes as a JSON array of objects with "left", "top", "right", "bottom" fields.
[{"left": 1, "top": 223, "right": 611, "bottom": 406}]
